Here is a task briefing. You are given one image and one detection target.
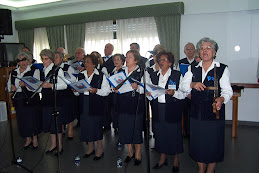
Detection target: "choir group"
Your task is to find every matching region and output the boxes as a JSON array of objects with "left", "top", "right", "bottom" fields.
[{"left": 8, "top": 37, "right": 233, "bottom": 173}]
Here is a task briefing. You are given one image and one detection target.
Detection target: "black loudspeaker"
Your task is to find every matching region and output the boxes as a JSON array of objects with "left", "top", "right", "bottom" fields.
[{"left": 0, "top": 9, "right": 13, "bottom": 35}]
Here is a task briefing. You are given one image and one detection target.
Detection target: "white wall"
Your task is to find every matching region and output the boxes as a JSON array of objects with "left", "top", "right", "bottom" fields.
[
  {"left": 1, "top": 0, "right": 259, "bottom": 121},
  {"left": 180, "top": 9, "right": 259, "bottom": 122}
]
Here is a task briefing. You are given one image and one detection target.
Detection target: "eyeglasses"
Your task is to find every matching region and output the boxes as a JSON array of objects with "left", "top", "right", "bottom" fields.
[
  {"left": 200, "top": 46, "right": 212, "bottom": 51},
  {"left": 17, "top": 57, "right": 27, "bottom": 63},
  {"left": 41, "top": 57, "right": 50, "bottom": 61}
]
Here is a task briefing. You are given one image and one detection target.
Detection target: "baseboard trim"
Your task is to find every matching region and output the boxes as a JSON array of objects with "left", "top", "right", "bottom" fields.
[{"left": 225, "top": 120, "right": 259, "bottom": 126}]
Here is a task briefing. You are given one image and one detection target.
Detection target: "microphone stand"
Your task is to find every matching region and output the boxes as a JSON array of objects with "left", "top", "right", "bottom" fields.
[
  {"left": 115, "top": 65, "right": 151, "bottom": 173},
  {"left": 141, "top": 65, "right": 151, "bottom": 173},
  {"left": 28, "top": 63, "right": 62, "bottom": 173},
  {"left": 0, "top": 65, "right": 32, "bottom": 172}
]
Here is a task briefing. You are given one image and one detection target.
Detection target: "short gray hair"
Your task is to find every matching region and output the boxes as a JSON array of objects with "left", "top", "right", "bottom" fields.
[
  {"left": 17, "top": 51, "right": 30, "bottom": 62},
  {"left": 40, "top": 49, "right": 55, "bottom": 62},
  {"left": 76, "top": 47, "right": 85, "bottom": 54},
  {"left": 54, "top": 51, "right": 64, "bottom": 59},
  {"left": 196, "top": 37, "right": 219, "bottom": 59},
  {"left": 184, "top": 42, "right": 195, "bottom": 50}
]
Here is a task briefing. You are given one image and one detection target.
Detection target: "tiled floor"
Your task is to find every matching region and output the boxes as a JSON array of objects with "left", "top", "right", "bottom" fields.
[{"left": 0, "top": 120, "right": 259, "bottom": 173}]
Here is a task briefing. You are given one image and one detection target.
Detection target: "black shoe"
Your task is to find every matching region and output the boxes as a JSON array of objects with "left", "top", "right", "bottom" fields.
[
  {"left": 67, "top": 137, "right": 73, "bottom": 140},
  {"left": 54, "top": 148, "right": 63, "bottom": 156},
  {"left": 152, "top": 159, "right": 168, "bottom": 169},
  {"left": 83, "top": 150, "right": 95, "bottom": 158},
  {"left": 22, "top": 142, "right": 32, "bottom": 150},
  {"left": 45, "top": 146, "right": 57, "bottom": 155},
  {"left": 134, "top": 159, "right": 141, "bottom": 166},
  {"left": 32, "top": 145, "right": 39, "bottom": 151},
  {"left": 93, "top": 153, "right": 104, "bottom": 160},
  {"left": 172, "top": 166, "right": 179, "bottom": 172},
  {"left": 124, "top": 154, "right": 135, "bottom": 163}
]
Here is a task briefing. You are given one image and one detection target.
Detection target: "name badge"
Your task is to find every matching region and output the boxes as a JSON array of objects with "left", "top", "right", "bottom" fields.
[
  {"left": 168, "top": 80, "right": 176, "bottom": 90},
  {"left": 168, "top": 84, "right": 176, "bottom": 90}
]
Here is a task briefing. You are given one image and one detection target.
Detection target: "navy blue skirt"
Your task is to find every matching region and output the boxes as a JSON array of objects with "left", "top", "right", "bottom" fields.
[
  {"left": 80, "top": 95, "right": 103, "bottom": 142},
  {"left": 154, "top": 103, "right": 183, "bottom": 155},
  {"left": 189, "top": 117, "right": 225, "bottom": 163},
  {"left": 42, "top": 106, "right": 63, "bottom": 134},
  {"left": 14, "top": 93, "right": 42, "bottom": 137},
  {"left": 60, "top": 95, "right": 76, "bottom": 124},
  {"left": 111, "top": 93, "right": 119, "bottom": 129},
  {"left": 118, "top": 112, "right": 143, "bottom": 144}
]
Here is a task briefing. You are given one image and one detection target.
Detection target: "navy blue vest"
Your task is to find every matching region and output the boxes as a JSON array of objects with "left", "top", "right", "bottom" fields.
[
  {"left": 117, "top": 69, "right": 145, "bottom": 115},
  {"left": 102, "top": 56, "right": 115, "bottom": 75},
  {"left": 146, "top": 67, "right": 158, "bottom": 84},
  {"left": 190, "top": 63, "right": 227, "bottom": 121},
  {"left": 40, "top": 65, "right": 63, "bottom": 106},
  {"left": 78, "top": 71, "right": 105, "bottom": 116},
  {"left": 62, "top": 64, "right": 69, "bottom": 71},
  {"left": 61, "top": 64, "right": 74, "bottom": 97},
  {"left": 179, "top": 57, "right": 197, "bottom": 66},
  {"left": 150, "top": 69, "right": 183, "bottom": 123},
  {"left": 11, "top": 66, "right": 40, "bottom": 105}
]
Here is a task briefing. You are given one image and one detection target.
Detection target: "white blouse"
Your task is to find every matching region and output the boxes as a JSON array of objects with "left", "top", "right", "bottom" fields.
[
  {"left": 156, "top": 68, "right": 186, "bottom": 103},
  {"left": 124, "top": 65, "right": 144, "bottom": 94},
  {"left": 7, "top": 65, "right": 40, "bottom": 92},
  {"left": 79, "top": 68, "right": 111, "bottom": 96},
  {"left": 43, "top": 63, "right": 67, "bottom": 90},
  {"left": 179, "top": 60, "right": 233, "bottom": 104}
]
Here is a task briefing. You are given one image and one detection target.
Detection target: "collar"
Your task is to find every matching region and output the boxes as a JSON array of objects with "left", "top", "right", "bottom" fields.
[
  {"left": 112, "top": 66, "right": 124, "bottom": 73},
  {"left": 125, "top": 65, "right": 140, "bottom": 76},
  {"left": 186, "top": 57, "right": 195, "bottom": 64},
  {"left": 157, "top": 67, "right": 171, "bottom": 76},
  {"left": 59, "top": 62, "right": 65, "bottom": 68},
  {"left": 104, "top": 55, "right": 112, "bottom": 59},
  {"left": 81, "top": 68, "right": 100, "bottom": 76},
  {"left": 15, "top": 65, "right": 31, "bottom": 74},
  {"left": 195, "top": 60, "right": 220, "bottom": 68},
  {"left": 43, "top": 63, "right": 54, "bottom": 72}
]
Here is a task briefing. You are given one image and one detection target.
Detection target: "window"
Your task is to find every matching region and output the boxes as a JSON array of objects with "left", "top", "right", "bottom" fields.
[
  {"left": 33, "top": 27, "right": 50, "bottom": 62},
  {"left": 116, "top": 17, "right": 160, "bottom": 57},
  {"left": 84, "top": 20, "right": 114, "bottom": 56}
]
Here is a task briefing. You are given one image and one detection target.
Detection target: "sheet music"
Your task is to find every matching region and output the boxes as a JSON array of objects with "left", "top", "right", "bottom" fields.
[
  {"left": 131, "top": 78, "right": 166, "bottom": 100},
  {"left": 68, "top": 79, "right": 92, "bottom": 93},
  {"left": 107, "top": 71, "right": 134, "bottom": 94},
  {"left": 18, "top": 76, "right": 42, "bottom": 91}
]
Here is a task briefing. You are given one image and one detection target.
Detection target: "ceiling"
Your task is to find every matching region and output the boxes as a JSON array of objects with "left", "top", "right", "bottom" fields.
[{"left": 0, "top": 0, "right": 109, "bottom": 11}]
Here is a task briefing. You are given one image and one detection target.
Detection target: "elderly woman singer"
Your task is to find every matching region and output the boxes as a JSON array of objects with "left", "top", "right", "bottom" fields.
[{"left": 179, "top": 37, "right": 233, "bottom": 173}]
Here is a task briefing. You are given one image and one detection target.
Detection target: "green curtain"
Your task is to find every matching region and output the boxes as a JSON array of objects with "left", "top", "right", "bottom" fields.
[
  {"left": 18, "top": 29, "right": 34, "bottom": 52},
  {"left": 46, "top": 25, "right": 65, "bottom": 51},
  {"left": 155, "top": 15, "right": 181, "bottom": 66},
  {"left": 65, "top": 23, "right": 85, "bottom": 56},
  {"left": 15, "top": 2, "right": 184, "bottom": 30}
]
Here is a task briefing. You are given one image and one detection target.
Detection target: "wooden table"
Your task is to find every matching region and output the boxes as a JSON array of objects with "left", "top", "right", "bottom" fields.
[
  {"left": 230, "top": 83, "right": 259, "bottom": 138},
  {"left": 230, "top": 90, "right": 241, "bottom": 138}
]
